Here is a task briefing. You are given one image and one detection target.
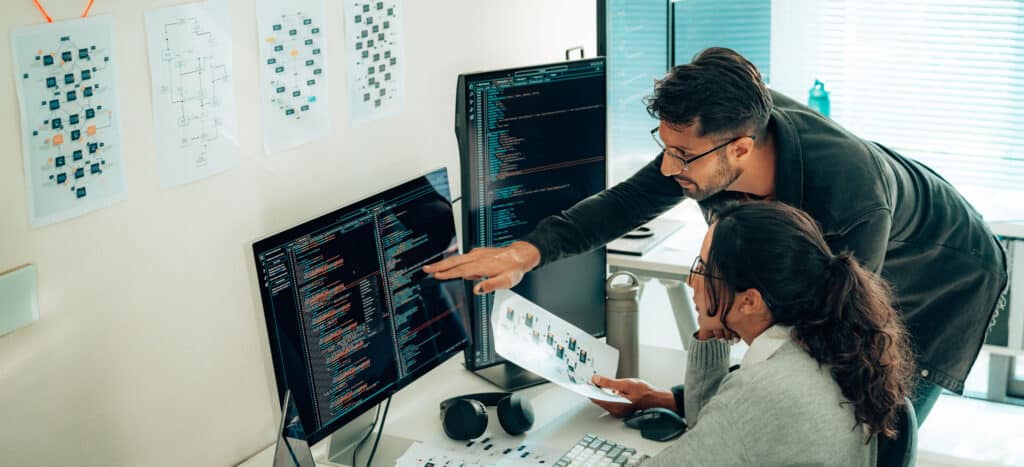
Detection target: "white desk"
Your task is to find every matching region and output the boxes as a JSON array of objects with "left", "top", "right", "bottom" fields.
[
  {"left": 241, "top": 207, "right": 714, "bottom": 466},
  {"left": 239, "top": 345, "right": 687, "bottom": 467},
  {"left": 608, "top": 205, "right": 708, "bottom": 351}
]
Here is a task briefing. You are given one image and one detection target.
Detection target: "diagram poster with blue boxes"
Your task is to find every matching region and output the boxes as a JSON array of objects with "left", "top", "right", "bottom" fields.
[
  {"left": 343, "top": 0, "right": 405, "bottom": 124},
  {"left": 255, "top": 0, "right": 331, "bottom": 154},
  {"left": 11, "top": 15, "right": 127, "bottom": 227}
]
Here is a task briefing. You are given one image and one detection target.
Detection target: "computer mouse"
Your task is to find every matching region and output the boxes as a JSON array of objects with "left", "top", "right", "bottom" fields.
[{"left": 623, "top": 407, "right": 687, "bottom": 441}]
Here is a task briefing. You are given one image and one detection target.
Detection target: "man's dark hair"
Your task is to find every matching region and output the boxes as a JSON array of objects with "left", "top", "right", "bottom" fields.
[{"left": 646, "top": 47, "right": 772, "bottom": 139}]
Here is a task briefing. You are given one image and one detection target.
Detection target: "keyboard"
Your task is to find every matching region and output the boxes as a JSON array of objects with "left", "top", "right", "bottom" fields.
[{"left": 553, "top": 433, "right": 650, "bottom": 466}]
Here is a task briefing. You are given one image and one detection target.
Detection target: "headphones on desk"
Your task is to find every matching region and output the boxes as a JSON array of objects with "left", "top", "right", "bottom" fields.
[{"left": 439, "top": 392, "right": 535, "bottom": 440}]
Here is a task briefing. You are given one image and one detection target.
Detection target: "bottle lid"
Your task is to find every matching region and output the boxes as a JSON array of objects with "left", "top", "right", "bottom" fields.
[
  {"left": 606, "top": 271, "right": 640, "bottom": 299},
  {"left": 809, "top": 79, "right": 829, "bottom": 97}
]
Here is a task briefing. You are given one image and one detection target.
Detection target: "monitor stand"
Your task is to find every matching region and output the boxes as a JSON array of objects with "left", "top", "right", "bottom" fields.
[
  {"left": 329, "top": 433, "right": 415, "bottom": 467},
  {"left": 326, "top": 408, "right": 415, "bottom": 466},
  {"left": 469, "top": 362, "right": 548, "bottom": 391}
]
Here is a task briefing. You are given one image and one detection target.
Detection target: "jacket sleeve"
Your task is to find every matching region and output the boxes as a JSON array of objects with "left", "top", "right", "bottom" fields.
[
  {"left": 824, "top": 207, "right": 892, "bottom": 274},
  {"left": 669, "top": 384, "right": 686, "bottom": 417},
  {"left": 521, "top": 154, "right": 686, "bottom": 267}
]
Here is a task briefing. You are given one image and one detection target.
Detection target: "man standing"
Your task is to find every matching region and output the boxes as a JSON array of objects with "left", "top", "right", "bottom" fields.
[{"left": 425, "top": 48, "right": 1007, "bottom": 426}]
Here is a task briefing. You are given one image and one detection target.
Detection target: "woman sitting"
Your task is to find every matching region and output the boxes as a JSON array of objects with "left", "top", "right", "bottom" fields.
[{"left": 592, "top": 201, "right": 915, "bottom": 466}]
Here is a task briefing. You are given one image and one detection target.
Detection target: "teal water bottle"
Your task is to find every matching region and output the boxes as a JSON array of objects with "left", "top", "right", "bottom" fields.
[{"left": 807, "top": 79, "right": 830, "bottom": 117}]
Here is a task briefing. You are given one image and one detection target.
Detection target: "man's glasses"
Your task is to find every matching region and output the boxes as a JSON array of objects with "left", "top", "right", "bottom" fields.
[{"left": 651, "top": 127, "right": 755, "bottom": 172}]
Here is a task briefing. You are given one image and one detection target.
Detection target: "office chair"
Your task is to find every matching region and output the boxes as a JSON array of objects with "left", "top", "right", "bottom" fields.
[{"left": 876, "top": 396, "right": 918, "bottom": 467}]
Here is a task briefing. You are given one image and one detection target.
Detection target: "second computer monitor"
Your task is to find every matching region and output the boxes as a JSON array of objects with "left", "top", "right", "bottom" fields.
[
  {"left": 253, "top": 168, "right": 470, "bottom": 447},
  {"left": 455, "top": 58, "right": 607, "bottom": 386}
]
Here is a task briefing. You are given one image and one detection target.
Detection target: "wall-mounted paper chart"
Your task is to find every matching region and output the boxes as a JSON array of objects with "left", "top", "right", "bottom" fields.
[
  {"left": 343, "top": 0, "right": 405, "bottom": 123},
  {"left": 255, "top": 0, "right": 330, "bottom": 154},
  {"left": 11, "top": 15, "right": 126, "bottom": 227},
  {"left": 144, "top": 0, "right": 239, "bottom": 188}
]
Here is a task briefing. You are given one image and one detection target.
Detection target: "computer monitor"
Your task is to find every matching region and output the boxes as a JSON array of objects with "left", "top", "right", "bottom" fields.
[
  {"left": 253, "top": 168, "right": 470, "bottom": 448},
  {"left": 455, "top": 58, "right": 608, "bottom": 389}
]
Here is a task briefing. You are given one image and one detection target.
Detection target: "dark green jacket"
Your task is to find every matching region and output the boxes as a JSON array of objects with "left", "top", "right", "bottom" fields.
[{"left": 523, "top": 89, "right": 1007, "bottom": 392}]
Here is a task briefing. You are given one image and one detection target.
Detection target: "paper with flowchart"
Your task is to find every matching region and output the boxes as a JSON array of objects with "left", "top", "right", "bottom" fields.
[
  {"left": 144, "top": 0, "right": 239, "bottom": 188},
  {"left": 255, "top": 0, "right": 330, "bottom": 154},
  {"left": 397, "top": 435, "right": 562, "bottom": 467},
  {"left": 342, "top": 0, "right": 405, "bottom": 123},
  {"left": 11, "top": 15, "right": 127, "bottom": 227},
  {"left": 492, "top": 290, "right": 629, "bottom": 403}
]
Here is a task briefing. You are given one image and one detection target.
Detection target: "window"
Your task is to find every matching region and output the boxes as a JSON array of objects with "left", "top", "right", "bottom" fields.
[
  {"left": 603, "top": 0, "right": 668, "bottom": 183},
  {"left": 801, "top": 0, "right": 1024, "bottom": 221},
  {"left": 673, "top": 0, "right": 771, "bottom": 80},
  {"left": 604, "top": 1, "right": 1024, "bottom": 220}
]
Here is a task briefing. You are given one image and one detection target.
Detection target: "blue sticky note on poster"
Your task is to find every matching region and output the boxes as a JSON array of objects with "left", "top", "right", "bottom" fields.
[{"left": 0, "top": 264, "right": 39, "bottom": 336}]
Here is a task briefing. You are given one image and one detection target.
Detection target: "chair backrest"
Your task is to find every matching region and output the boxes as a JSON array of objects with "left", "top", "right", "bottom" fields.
[{"left": 876, "top": 396, "right": 918, "bottom": 467}]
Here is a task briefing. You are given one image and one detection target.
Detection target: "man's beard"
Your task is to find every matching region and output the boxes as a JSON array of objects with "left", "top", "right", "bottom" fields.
[{"left": 676, "top": 156, "right": 741, "bottom": 201}]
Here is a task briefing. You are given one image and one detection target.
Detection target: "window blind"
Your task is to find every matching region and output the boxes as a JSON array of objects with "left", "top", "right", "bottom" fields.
[
  {"left": 606, "top": 0, "right": 667, "bottom": 183},
  {"left": 817, "top": 0, "right": 1024, "bottom": 217},
  {"left": 673, "top": 0, "right": 772, "bottom": 82}
]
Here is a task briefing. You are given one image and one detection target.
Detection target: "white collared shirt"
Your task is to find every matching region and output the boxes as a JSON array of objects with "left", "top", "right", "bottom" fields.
[{"left": 740, "top": 324, "right": 794, "bottom": 368}]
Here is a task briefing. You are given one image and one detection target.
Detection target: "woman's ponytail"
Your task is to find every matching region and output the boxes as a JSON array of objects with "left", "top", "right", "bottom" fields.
[{"left": 793, "top": 252, "right": 915, "bottom": 441}]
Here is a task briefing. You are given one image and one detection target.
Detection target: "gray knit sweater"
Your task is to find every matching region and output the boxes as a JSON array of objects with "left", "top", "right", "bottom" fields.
[{"left": 644, "top": 337, "right": 877, "bottom": 466}]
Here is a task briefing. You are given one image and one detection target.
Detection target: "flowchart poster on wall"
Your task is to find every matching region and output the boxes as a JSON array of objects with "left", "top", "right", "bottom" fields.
[
  {"left": 10, "top": 15, "right": 127, "bottom": 227},
  {"left": 343, "top": 0, "right": 405, "bottom": 123},
  {"left": 144, "top": 0, "right": 239, "bottom": 188},
  {"left": 255, "top": 0, "right": 330, "bottom": 154}
]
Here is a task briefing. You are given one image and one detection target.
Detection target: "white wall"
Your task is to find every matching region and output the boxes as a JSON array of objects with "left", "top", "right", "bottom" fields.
[{"left": 0, "top": 1, "right": 597, "bottom": 465}]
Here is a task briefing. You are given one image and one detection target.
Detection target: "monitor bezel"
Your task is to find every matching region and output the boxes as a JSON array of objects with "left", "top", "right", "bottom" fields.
[
  {"left": 457, "top": 56, "right": 606, "bottom": 87},
  {"left": 252, "top": 166, "right": 469, "bottom": 447}
]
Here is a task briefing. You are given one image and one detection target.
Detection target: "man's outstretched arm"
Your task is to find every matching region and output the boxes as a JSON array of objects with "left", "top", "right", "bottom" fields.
[{"left": 425, "top": 155, "right": 685, "bottom": 294}]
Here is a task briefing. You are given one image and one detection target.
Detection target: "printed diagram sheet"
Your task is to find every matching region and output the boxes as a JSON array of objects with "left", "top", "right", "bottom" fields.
[
  {"left": 398, "top": 434, "right": 563, "bottom": 467},
  {"left": 11, "top": 15, "right": 126, "bottom": 227},
  {"left": 145, "top": 0, "right": 239, "bottom": 188},
  {"left": 492, "top": 290, "right": 629, "bottom": 403},
  {"left": 343, "top": 0, "right": 405, "bottom": 123},
  {"left": 255, "top": 0, "right": 330, "bottom": 153}
]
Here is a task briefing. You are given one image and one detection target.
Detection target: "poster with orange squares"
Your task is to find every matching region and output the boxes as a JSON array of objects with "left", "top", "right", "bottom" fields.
[
  {"left": 255, "top": 0, "right": 330, "bottom": 154},
  {"left": 10, "top": 15, "right": 126, "bottom": 227}
]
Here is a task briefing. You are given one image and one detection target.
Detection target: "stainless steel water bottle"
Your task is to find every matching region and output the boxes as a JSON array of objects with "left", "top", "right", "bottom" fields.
[{"left": 606, "top": 271, "right": 640, "bottom": 378}]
